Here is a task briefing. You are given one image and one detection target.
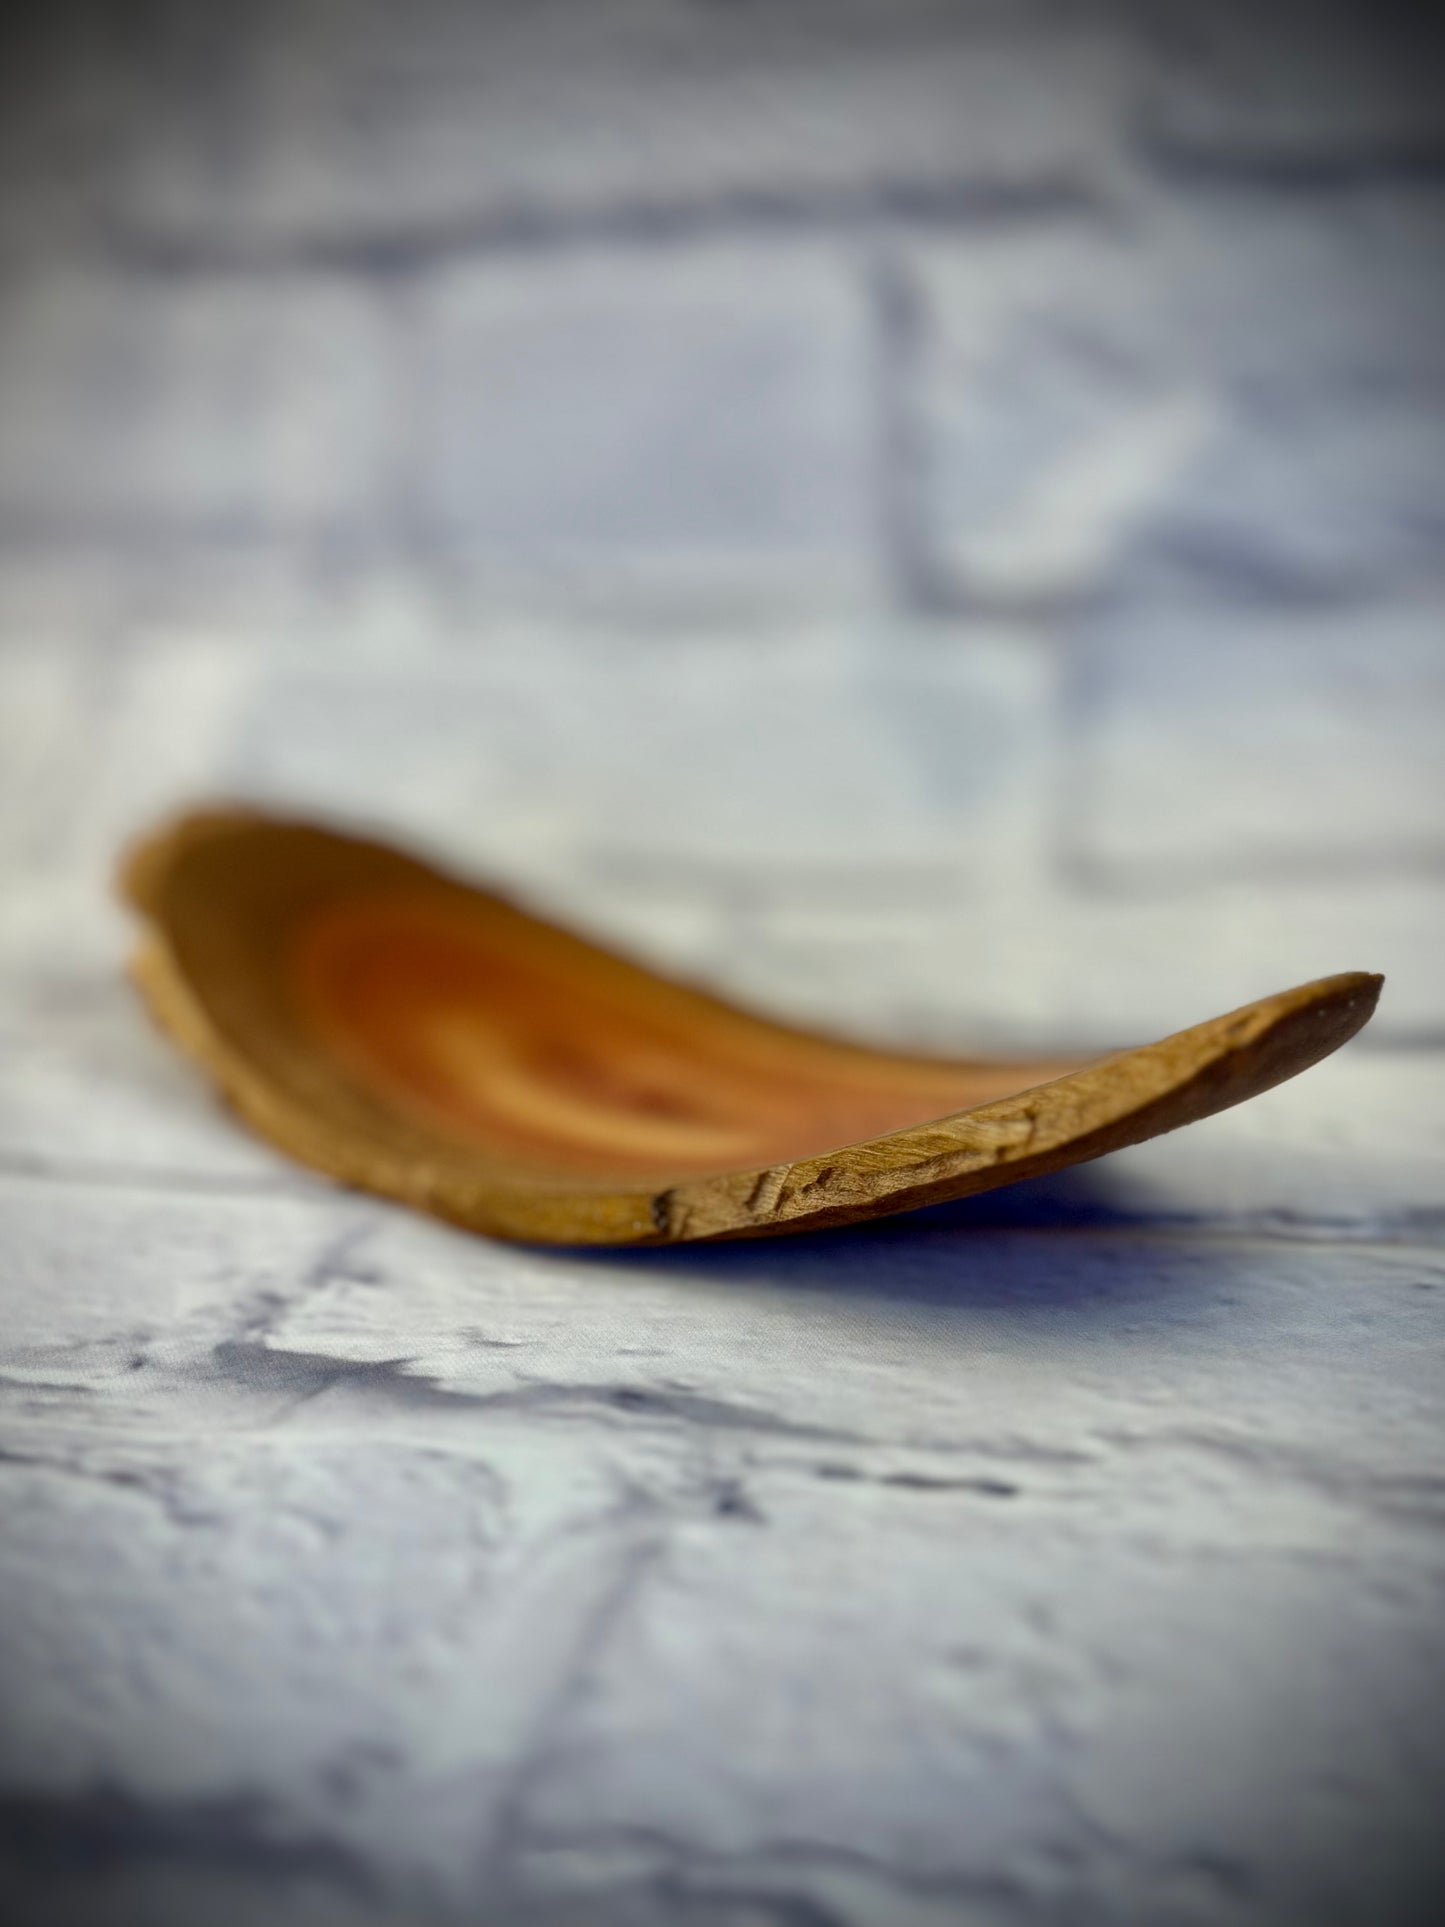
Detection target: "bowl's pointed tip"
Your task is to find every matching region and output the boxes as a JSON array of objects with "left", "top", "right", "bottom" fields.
[
  {"left": 1286, "top": 968, "right": 1384, "bottom": 1010},
  {"left": 1258, "top": 968, "right": 1384, "bottom": 1069},
  {"left": 1325, "top": 968, "right": 1385, "bottom": 1009}
]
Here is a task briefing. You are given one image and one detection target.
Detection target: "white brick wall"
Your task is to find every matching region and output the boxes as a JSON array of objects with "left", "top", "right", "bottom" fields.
[
  {"left": 1070, "top": 593, "right": 1445, "bottom": 877},
  {"left": 409, "top": 245, "right": 873, "bottom": 569},
  {"left": 104, "top": 1, "right": 1137, "bottom": 250},
  {"left": 1138, "top": 0, "right": 1445, "bottom": 168},
  {"left": 0, "top": 267, "right": 395, "bottom": 541},
  {"left": 907, "top": 185, "right": 1445, "bottom": 604}
]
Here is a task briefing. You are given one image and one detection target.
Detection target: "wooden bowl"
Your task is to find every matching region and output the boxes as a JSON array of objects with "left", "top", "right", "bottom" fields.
[{"left": 121, "top": 809, "right": 1382, "bottom": 1244}]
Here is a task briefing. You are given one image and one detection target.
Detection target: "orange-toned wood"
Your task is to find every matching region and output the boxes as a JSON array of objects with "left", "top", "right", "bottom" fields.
[{"left": 121, "top": 809, "right": 1382, "bottom": 1245}]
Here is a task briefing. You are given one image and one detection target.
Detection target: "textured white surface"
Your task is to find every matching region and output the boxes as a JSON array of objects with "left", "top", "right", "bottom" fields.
[
  {"left": 2, "top": 595, "right": 1443, "bottom": 1927},
  {"left": 2, "top": 5, "right": 1444, "bottom": 1924}
]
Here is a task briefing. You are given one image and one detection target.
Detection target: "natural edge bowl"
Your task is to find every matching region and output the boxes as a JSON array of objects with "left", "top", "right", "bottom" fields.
[{"left": 120, "top": 808, "right": 1383, "bottom": 1246}]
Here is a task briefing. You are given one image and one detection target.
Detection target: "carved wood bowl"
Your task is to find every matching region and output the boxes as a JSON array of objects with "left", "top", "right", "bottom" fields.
[{"left": 121, "top": 810, "right": 1382, "bottom": 1245}]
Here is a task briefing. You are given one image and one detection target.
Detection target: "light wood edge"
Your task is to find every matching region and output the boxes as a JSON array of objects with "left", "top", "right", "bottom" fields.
[
  {"left": 662, "top": 968, "right": 1382, "bottom": 1242},
  {"left": 121, "top": 809, "right": 1383, "bottom": 1247}
]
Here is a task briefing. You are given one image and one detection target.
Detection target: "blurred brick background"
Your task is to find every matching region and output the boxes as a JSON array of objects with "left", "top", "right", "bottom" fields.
[
  {"left": 2, "top": 0, "right": 1443, "bottom": 1045},
  {"left": 4, "top": 12, "right": 1445, "bottom": 1927}
]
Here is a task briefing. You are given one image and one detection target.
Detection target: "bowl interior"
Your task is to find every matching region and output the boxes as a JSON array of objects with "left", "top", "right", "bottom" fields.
[{"left": 291, "top": 887, "right": 1077, "bottom": 1181}]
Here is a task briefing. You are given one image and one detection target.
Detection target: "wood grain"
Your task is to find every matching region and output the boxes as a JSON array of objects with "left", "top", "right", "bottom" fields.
[{"left": 121, "top": 809, "right": 1383, "bottom": 1244}]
